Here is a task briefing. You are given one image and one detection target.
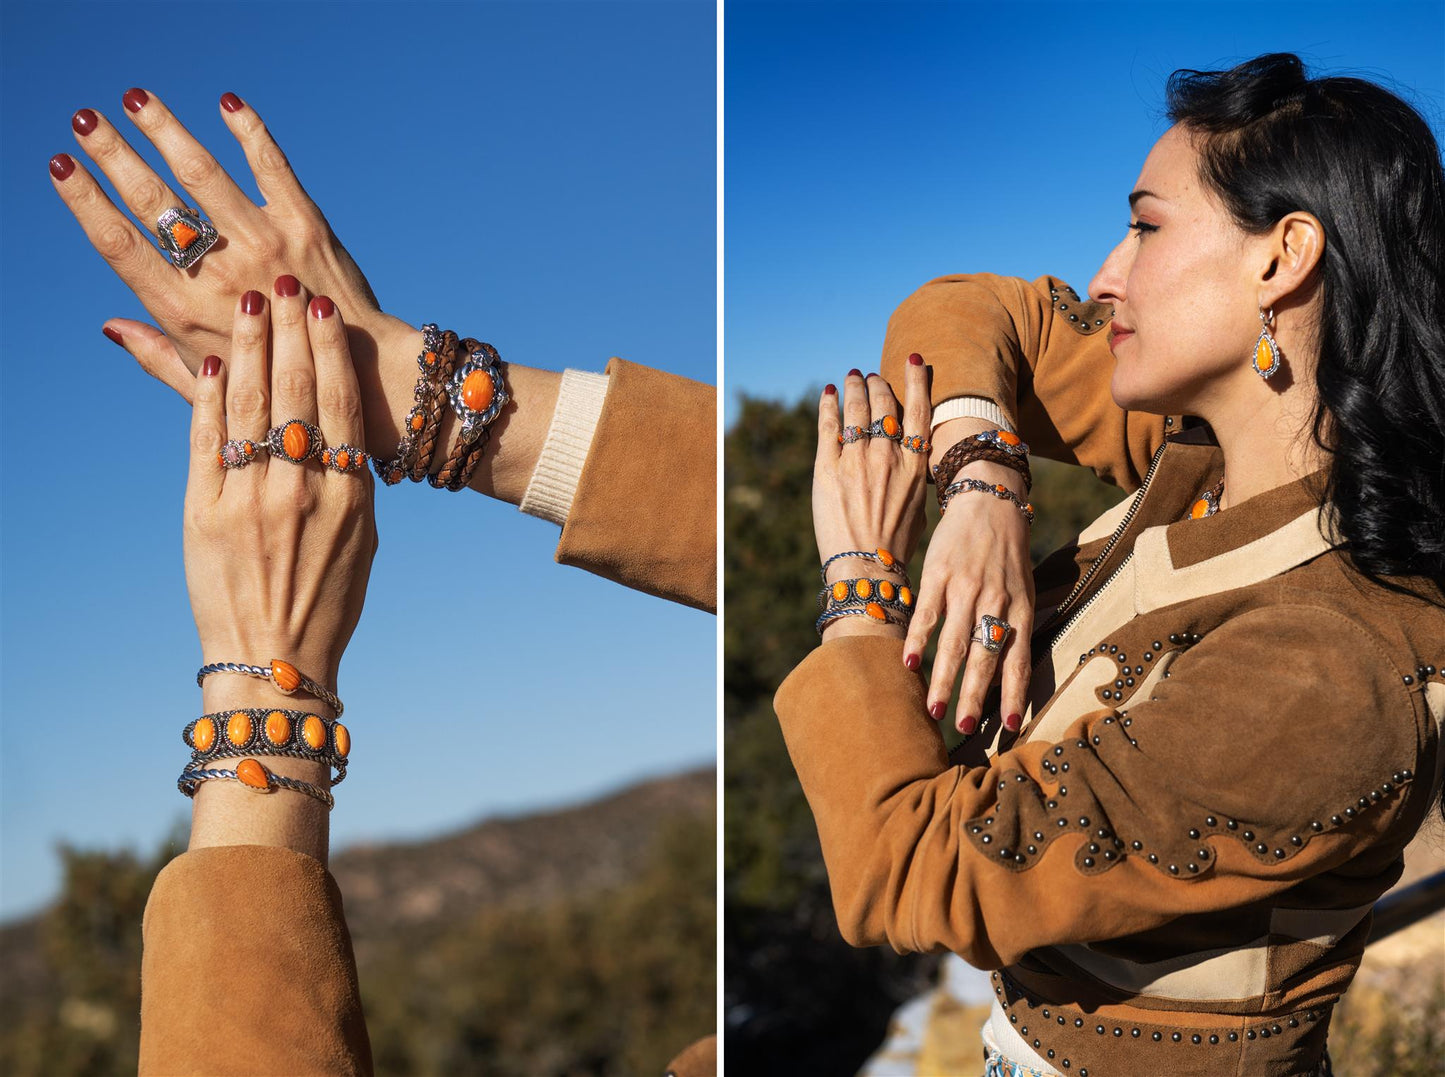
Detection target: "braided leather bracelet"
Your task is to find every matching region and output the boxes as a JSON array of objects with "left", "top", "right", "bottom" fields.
[
  {"left": 430, "top": 338, "right": 509, "bottom": 491},
  {"left": 370, "top": 324, "right": 460, "bottom": 485},
  {"left": 932, "top": 438, "right": 1033, "bottom": 498}
]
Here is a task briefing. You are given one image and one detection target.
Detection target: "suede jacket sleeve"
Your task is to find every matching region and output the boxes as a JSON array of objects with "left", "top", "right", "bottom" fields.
[
  {"left": 877, "top": 273, "right": 1169, "bottom": 492},
  {"left": 556, "top": 357, "right": 716, "bottom": 613},
  {"left": 773, "top": 625, "right": 1425, "bottom": 971},
  {"left": 139, "top": 845, "right": 372, "bottom": 1075}
]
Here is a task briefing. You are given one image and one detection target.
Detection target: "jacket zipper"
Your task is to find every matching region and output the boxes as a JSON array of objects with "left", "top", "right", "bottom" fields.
[{"left": 1031, "top": 439, "right": 1169, "bottom": 665}]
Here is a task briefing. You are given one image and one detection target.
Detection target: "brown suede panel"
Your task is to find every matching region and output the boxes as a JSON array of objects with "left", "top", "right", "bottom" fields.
[
  {"left": 140, "top": 845, "right": 372, "bottom": 1076},
  {"left": 664, "top": 1033, "right": 716, "bottom": 1076},
  {"left": 556, "top": 358, "right": 716, "bottom": 612},
  {"left": 878, "top": 273, "right": 1170, "bottom": 491}
]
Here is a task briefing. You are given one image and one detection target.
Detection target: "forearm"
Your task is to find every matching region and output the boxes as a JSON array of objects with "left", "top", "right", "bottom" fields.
[{"left": 362, "top": 315, "right": 560, "bottom": 505}]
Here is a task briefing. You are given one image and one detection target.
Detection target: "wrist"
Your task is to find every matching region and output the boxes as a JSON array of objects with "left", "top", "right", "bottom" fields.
[{"left": 820, "top": 616, "right": 906, "bottom": 643}]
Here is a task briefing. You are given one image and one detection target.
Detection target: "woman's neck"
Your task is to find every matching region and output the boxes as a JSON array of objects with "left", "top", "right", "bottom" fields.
[{"left": 1203, "top": 366, "right": 1328, "bottom": 511}]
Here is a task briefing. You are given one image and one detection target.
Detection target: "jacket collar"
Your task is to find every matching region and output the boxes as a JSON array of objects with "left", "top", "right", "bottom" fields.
[{"left": 1132, "top": 431, "right": 1335, "bottom": 615}]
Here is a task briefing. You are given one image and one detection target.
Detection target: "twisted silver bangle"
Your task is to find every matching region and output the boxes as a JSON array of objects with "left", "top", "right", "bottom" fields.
[
  {"left": 939, "top": 477, "right": 1035, "bottom": 524},
  {"left": 815, "top": 605, "right": 909, "bottom": 637},
  {"left": 178, "top": 760, "right": 335, "bottom": 810},
  {"left": 196, "top": 660, "right": 343, "bottom": 718}
]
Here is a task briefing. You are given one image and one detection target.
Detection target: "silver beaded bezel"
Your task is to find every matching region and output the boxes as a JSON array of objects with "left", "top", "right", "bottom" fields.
[
  {"left": 445, "top": 345, "right": 509, "bottom": 444},
  {"left": 264, "top": 420, "right": 324, "bottom": 465}
]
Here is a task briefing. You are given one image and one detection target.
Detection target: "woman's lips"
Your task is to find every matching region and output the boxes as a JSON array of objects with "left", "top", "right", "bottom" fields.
[{"left": 1108, "top": 328, "right": 1133, "bottom": 350}]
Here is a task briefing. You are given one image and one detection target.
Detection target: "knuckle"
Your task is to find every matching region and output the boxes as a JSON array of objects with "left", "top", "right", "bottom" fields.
[
  {"left": 93, "top": 222, "right": 136, "bottom": 263},
  {"left": 270, "top": 300, "right": 306, "bottom": 331},
  {"left": 190, "top": 420, "right": 225, "bottom": 454},
  {"left": 256, "top": 137, "right": 292, "bottom": 180},
  {"left": 232, "top": 321, "right": 267, "bottom": 353},
  {"left": 318, "top": 381, "right": 361, "bottom": 423},
  {"left": 132, "top": 178, "right": 171, "bottom": 212},
  {"left": 285, "top": 481, "right": 319, "bottom": 515},
  {"left": 249, "top": 230, "right": 287, "bottom": 265},
  {"left": 174, "top": 153, "right": 221, "bottom": 191},
  {"left": 274, "top": 366, "right": 315, "bottom": 401},
  {"left": 227, "top": 385, "right": 269, "bottom": 423}
]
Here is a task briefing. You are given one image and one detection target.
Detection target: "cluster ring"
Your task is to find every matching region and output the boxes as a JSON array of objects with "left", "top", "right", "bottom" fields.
[
  {"left": 838, "top": 425, "right": 871, "bottom": 445},
  {"left": 320, "top": 443, "right": 370, "bottom": 474},
  {"left": 218, "top": 437, "right": 262, "bottom": 471}
]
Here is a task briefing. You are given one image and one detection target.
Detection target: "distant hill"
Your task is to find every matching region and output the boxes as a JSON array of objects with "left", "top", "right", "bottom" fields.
[{"left": 0, "top": 766, "right": 716, "bottom": 1076}]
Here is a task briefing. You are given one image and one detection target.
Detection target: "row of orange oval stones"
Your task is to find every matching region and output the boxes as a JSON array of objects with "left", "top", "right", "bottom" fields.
[
  {"left": 827, "top": 577, "right": 915, "bottom": 622},
  {"left": 187, "top": 710, "right": 350, "bottom": 793}
]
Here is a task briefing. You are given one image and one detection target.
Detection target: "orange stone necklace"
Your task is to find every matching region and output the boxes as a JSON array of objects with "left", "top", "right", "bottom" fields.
[{"left": 1189, "top": 477, "right": 1226, "bottom": 520}]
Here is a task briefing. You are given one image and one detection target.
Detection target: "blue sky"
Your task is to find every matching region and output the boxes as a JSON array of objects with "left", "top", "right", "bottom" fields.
[
  {"left": 725, "top": 0, "right": 1445, "bottom": 425},
  {"left": 0, "top": 0, "right": 716, "bottom": 920}
]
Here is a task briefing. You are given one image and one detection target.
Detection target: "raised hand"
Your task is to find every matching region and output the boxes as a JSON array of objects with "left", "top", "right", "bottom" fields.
[{"left": 51, "top": 89, "right": 408, "bottom": 405}]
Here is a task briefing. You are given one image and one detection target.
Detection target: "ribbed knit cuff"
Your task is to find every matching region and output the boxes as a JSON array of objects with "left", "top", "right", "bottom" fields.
[
  {"left": 519, "top": 370, "right": 610, "bottom": 527},
  {"left": 931, "top": 395, "right": 1015, "bottom": 434}
]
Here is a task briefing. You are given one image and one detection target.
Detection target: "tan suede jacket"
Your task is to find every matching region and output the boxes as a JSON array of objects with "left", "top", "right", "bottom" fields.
[
  {"left": 139, "top": 358, "right": 716, "bottom": 1076},
  {"left": 774, "top": 275, "right": 1445, "bottom": 1076}
]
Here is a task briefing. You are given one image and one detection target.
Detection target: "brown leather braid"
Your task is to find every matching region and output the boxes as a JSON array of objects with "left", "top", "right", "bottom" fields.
[
  {"left": 429, "top": 342, "right": 506, "bottom": 491},
  {"left": 407, "top": 330, "right": 462, "bottom": 482},
  {"left": 931, "top": 437, "right": 1032, "bottom": 504}
]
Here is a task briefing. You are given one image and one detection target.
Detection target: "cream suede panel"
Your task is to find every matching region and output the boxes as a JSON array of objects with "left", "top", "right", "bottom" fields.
[
  {"left": 1077, "top": 489, "right": 1137, "bottom": 546},
  {"left": 1026, "top": 655, "right": 1119, "bottom": 745},
  {"left": 1134, "top": 509, "right": 1332, "bottom": 616},
  {"left": 1052, "top": 938, "right": 1271, "bottom": 1000},
  {"left": 1045, "top": 553, "right": 1140, "bottom": 688},
  {"left": 1269, "top": 902, "right": 1375, "bottom": 949},
  {"left": 1425, "top": 682, "right": 1445, "bottom": 790}
]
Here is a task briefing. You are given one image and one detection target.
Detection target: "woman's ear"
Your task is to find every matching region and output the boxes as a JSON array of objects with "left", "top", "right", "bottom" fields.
[{"left": 1259, "top": 211, "right": 1325, "bottom": 305}]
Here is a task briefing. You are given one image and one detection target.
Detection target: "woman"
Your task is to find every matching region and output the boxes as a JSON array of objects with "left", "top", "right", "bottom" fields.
[
  {"left": 781, "top": 54, "right": 1443, "bottom": 1075},
  {"left": 51, "top": 93, "right": 716, "bottom": 1075}
]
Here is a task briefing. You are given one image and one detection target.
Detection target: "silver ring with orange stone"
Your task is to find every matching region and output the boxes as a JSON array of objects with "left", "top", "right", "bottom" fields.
[
  {"left": 218, "top": 437, "right": 263, "bottom": 470},
  {"left": 443, "top": 342, "right": 509, "bottom": 446},
  {"left": 178, "top": 759, "right": 335, "bottom": 810},
  {"left": 865, "top": 415, "right": 904, "bottom": 443},
  {"left": 971, "top": 614, "right": 1012, "bottom": 654},
  {"left": 155, "top": 206, "right": 219, "bottom": 270},
  {"left": 263, "top": 419, "right": 324, "bottom": 465},
  {"left": 320, "top": 443, "right": 369, "bottom": 474},
  {"left": 195, "top": 658, "right": 344, "bottom": 718},
  {"left": 183, "top": 707, "right": 350, "bottom": 786}
]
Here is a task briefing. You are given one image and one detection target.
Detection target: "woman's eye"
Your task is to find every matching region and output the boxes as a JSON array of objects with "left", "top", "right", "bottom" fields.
[{"left": 1127, "top": 220, "right": 1158, "bottom": 235}]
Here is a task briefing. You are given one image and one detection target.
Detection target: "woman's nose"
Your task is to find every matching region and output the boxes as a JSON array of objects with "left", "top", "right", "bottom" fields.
[{"left": 1089, "top": 237, "right": 1130, "bottom": 306}]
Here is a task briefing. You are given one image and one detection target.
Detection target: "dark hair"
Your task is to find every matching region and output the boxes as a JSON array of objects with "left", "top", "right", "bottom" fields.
[{"left": 1165, "top": 54, "right": 1445, "bottom": 596}]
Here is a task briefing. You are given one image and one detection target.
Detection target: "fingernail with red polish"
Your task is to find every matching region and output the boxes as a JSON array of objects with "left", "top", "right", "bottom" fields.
[
  {"left": 848, "top": 368, "right": 862, "bottom": 378},
  {"left": 824, "top": 384, "right": 836, "bottom": 396},
  {"left": 220, "top": 92, "right": 244, "bottom": 113},
  {"left": 49, "top": 153, "right": 74, "bottom": 181},
  {"left": 201, "top": 355, "right": 221, "bottom": 377},
  {"left": 959, "top": 715, "right": 978, "bottom": 735},
  {"left": 274, "top": 274, "right": 300, "bottom": 297},
  {"left": 929, "top": 701, "right": 947, "bottom": 721},
  {"left": 241, "top": 290, "right": 265, "bottom": 315},
  {"left": 908, "top": 352, "right": 923, "bottom": 366},
  {"left": 1005, "top": 712, "right": 1022, "bottom": 732},
  {"left": 309, "top": 295, "right": 335, "bottom": 319},
  {"left": 72, "top": 109, "right": 98, "bottom": 136},
  {"left": 122, "top": 88, "right": 149, "bottom": 113},
  {"left": 102, "top": 326, "right": 123, "bottom": 346},
  {"left": 903, "top": 653, "right": 921, "bottom": 671}
]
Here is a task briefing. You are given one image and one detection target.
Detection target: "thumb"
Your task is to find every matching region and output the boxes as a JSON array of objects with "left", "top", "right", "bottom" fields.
[{"left": 101, "top": 319, "right": 195, "bottom": 405}]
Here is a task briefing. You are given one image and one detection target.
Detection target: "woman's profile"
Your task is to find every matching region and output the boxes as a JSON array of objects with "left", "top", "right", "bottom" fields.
[{"left": 781, "top": 53, "right": 1443, "bottom": 1075}]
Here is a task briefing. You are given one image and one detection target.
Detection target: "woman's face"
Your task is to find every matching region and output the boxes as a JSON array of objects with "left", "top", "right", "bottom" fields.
[{"left": 1088, "top": 125, "right": 1267, "bottom": 416}]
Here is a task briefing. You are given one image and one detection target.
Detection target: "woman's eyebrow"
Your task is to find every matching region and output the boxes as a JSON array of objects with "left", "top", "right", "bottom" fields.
[{"left": 1128, "top": 189, "right": 1164, "bottom": 208}]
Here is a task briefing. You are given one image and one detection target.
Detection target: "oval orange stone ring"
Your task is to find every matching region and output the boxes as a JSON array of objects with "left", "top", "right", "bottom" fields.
[{"left": 263, "top": 419, "right": 324, "bottom": 465}]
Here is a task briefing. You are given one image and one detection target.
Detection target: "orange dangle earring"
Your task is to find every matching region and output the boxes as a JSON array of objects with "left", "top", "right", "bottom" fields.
[{"left": 1253, "top": 306, "right": 1282, "bottom": 379}]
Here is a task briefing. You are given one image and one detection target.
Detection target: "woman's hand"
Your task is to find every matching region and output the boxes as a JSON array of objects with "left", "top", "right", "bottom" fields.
[
  {"left": 185, "top": 283, "right": 377, "bottom": 710},
  {"left": 812, "top": 362, "right": 931, "bottom": 639},
  {"left": 52, "top": 90, "right": 411, "bottom": 405},
  {"left": 904, "top": 417, "right": 1035, "bottom": 736}
]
